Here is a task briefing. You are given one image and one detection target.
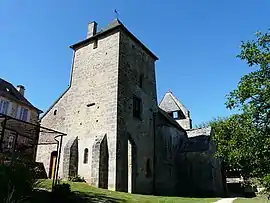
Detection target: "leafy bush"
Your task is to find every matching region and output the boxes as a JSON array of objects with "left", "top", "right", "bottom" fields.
[
  {"left": 0, "top": 153, "right": 40, "bottom": 203},
  {"left": 258, "top": 174, "right": 270, "bottom": 199},
  {"left": 52, "top": 183, "right": 71, "bottom": 201},
  {"left": 53, "top": 183, "right": 71, "bottom": 193},
  {"left": 68, "top": 175, "right": 86, "bottom": 182}
]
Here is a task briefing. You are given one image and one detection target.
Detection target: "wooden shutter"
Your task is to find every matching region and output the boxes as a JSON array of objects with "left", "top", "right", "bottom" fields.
[
  {"left": 0, "top": 100, "right": 3, "bottom": 114},
  {"left": 16, "top": 106, "right": 21, "bottom": 119},
  {"left": 26, "top": 109, "right": 30, "bottom": 122},
  {"left": 7, "top": 101, "right": 12, "bottom": 116}
]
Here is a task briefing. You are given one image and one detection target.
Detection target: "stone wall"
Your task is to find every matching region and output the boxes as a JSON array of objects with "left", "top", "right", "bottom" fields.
[
  {"left": 37, "top": 29, "right": 120, "bottom": 189},
  {"left": 154, "top": 111, "right": 188, "bottom": 196},
  {"left": 116, "top": 31, "right": 158, "bottom": 194},
  {"left": 154, "top": 113, "right": 225, "bottom": 197},
  {"left": 184, "top": 135, "right": 226, "bottom": 197},
  {"left": 35, "top": 20, "right": 225, "bottom": 197},
  {"left": 62, "top": 137, "right": 78, "bottom": 179}
]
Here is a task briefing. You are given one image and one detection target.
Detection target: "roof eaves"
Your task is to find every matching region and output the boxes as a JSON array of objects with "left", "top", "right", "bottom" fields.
[
  {"left": 70, "top": 20, "right": 158, "bottom": 61},
  {"left": 70, "top": 24, "right": 122, "bottom": 50},
  {"left": 120, "top": 26, "right": 158, "bottom": 60},
  {"left": 0, "top": 78, "right": 43, "bottom": 114},
  {"left": 40, "top": 87, "right": 70, "bottom": 120},
  {"left": 158, "top": 108, "right": 185, "bottom": 132}
]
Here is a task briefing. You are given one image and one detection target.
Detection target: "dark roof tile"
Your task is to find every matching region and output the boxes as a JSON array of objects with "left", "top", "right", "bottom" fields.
[
  {"left": 70, "top": 19, "right": 158, "bottom": 60},
  {"left": 0, "top": 78, "right": 42, "bottom": 113}
]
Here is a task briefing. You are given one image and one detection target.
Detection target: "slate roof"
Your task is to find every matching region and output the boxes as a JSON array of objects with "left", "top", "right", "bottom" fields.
[
  {"left": 159, "top": 91, "right": 190, "bottom": 117},
  {"left": 183, "top": 127, "right": 212, "bottom": 152},
  {"left": 0, "top": 78, "right": 42, "bottom": 113},
  {"left": 186, "top": 127, "right": 212, "bottom": 138},
  {"left": 70, "top": 19, "right": 158, "bottom": 60},
  {"left": 158, "top": 108, "right": 186, "bottom": 132}
]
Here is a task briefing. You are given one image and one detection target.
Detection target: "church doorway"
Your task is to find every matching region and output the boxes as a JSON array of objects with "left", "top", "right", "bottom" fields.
[
  {"left": 98, "top": 136, "right": 109, "bottom": 189},
  {"left": 128, "top": 137, "right": 137, "bottom": 193},
  {"left": 49, "top": 151, "right": 57, "bottom": 179}
]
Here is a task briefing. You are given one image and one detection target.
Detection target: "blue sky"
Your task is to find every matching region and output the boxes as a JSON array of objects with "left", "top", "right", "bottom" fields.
[{"left": 1, "top": 0, "right": 269, "bottom": 125}]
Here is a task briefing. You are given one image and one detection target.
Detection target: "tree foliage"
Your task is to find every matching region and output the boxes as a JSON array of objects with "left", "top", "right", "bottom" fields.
[
  {"left": 200, "top": 30, "right": 270, "bottom": 191},
  {"left": 209, "top": 115, "right": 257, "bottom": 175},
  {"left": 226, "top": 30, "right": 270, "bottom": 135},
  {"left": 226, "top": 30, "right": 270, "bottom": 178}
]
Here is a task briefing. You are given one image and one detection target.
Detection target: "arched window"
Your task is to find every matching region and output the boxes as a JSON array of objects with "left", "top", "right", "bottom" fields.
[
  {"left": 53, "top": 109, "right": 57, "bottom": 115},
  {"left": 83, "top": 148, "right": 89, "bottom": 164}
]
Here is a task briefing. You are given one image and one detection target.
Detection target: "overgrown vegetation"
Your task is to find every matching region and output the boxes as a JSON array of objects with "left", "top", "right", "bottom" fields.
[
  {"left": 0, "top": 153, "right": 41, "bottom": 203},
  {"left": 198, "top": 29, "right": 270, "bottom": 197},
  {"left": 68, "top": 175, "right": 86, "bottom": 182},
  {"left": 51, "top": 182, "right": 72, "bottom": 202}
]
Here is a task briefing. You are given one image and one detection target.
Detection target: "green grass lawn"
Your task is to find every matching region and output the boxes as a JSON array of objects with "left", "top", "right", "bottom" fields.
[
  {"left": 38, "top": 179, "right": 220, "bottom": 203},
  {"left": 234, "top": 197, "right": 270, "bottom": 203}
]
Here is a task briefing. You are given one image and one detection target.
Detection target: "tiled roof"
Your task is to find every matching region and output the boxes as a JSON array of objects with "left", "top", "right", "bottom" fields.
[
  {"left": 186, "top": 127, "right": 212, "bottom": 138},
  {"left": 0, "top": 78, "right": 42, "bottom": 113},
  {"left": 159, "top": 91, "right": 190, "bottom": 117}
]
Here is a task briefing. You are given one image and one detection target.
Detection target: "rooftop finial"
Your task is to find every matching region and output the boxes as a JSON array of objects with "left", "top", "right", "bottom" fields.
[
  {"left": 168, "top": 88, "right": 172, "bottom": 93},
  {"left": 114, "top": 9, "right": 119, "bottom": 19}
]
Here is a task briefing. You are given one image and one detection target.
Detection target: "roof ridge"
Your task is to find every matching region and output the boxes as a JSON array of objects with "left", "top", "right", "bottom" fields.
[
  {"left": 0, "top": 77, "right": 42, "bottom": 113},
  {"left": 168, "top": 92, "right": 182, "bottom": 111},
  {"left": 0, "top": 78, "right": 13, "bottom": 86},
  {"left": 70, "top": 19, "right": 158, "bottom": 60},
  {"left": 168, "top": 92, "right": 189, "bottom": 113}
]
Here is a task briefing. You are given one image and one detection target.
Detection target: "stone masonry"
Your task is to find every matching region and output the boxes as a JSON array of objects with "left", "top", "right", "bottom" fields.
[
  {"left": 36, "top": 19, "right": 158, "bottom": 193},
  {"left": 36, "top": 19, "right": 226, "bottom": 197}
]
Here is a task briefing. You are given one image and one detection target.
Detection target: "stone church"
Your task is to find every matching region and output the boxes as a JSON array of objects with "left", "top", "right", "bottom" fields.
[{"left": 36, "top": 19, "right": 226, "bottom": 196}]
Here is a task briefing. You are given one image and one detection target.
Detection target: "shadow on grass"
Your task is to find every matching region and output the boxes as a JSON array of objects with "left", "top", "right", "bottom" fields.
[
  {"left": 32, "top": 190, "right": 126, "bottom": 203},
  {"left": 68, "top": 191, "right": 127, "bottom": 203}
]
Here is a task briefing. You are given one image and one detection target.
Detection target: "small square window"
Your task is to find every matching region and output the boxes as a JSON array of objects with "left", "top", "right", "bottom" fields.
[
  {"left": 172, "top": 111, "right": 179, "bottom": 119},
  {"left": 133, "top": 96, "right": 142, "bottom": 119},
  {"left": 93, "top": 39, "right": 98, "bottom": 49}
]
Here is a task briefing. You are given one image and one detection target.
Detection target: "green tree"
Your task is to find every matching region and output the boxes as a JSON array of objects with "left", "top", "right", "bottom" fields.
[
  {"left": 195, "top": 115, "right": 256, "bottom": 178},
  {"left": 226, "top": 30, "right": 270, "bottom": 178},
  {"left": 200, "top": 30, "right": 270, "bottom": 194},
  {"left": 208, "top": 115, "right": 257, "bottom": 176}
]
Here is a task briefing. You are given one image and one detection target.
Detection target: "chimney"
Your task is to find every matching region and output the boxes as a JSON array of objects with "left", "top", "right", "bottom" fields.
[
  {"left": 87, "top": 21, "right": 97, "bottom": 39},
  {"left": 16, "top": 85, "right": 25, "bottom": 96}
]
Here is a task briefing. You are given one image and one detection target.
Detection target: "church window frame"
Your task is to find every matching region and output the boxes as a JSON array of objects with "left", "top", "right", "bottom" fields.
[
  {"left": 172, "top": 111, "right": 179, "bottom": 119},
  {"left": 133, "top": 96, "right": 142, "bottom": 119},
  {"left": 83, "top": 148, "right": 89, "bottom": 164}
]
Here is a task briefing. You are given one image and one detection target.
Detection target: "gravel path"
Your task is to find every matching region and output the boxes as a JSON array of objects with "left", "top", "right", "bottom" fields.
[{"left": 214, "top": 198, "right": 237, "bottom": 203}]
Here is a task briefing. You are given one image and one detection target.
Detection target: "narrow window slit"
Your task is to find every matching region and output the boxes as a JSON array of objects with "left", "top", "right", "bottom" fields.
[{"left": 87, "top": 103, "right": 95, "bottom": 107}]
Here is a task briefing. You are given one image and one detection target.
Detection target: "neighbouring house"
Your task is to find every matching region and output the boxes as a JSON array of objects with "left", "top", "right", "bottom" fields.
[
  {"left": 0, "top": 78, "right": 43, "bottom": 160},
  {"left": 36, "top": 19, "right": 226, "bottom": 197}
]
